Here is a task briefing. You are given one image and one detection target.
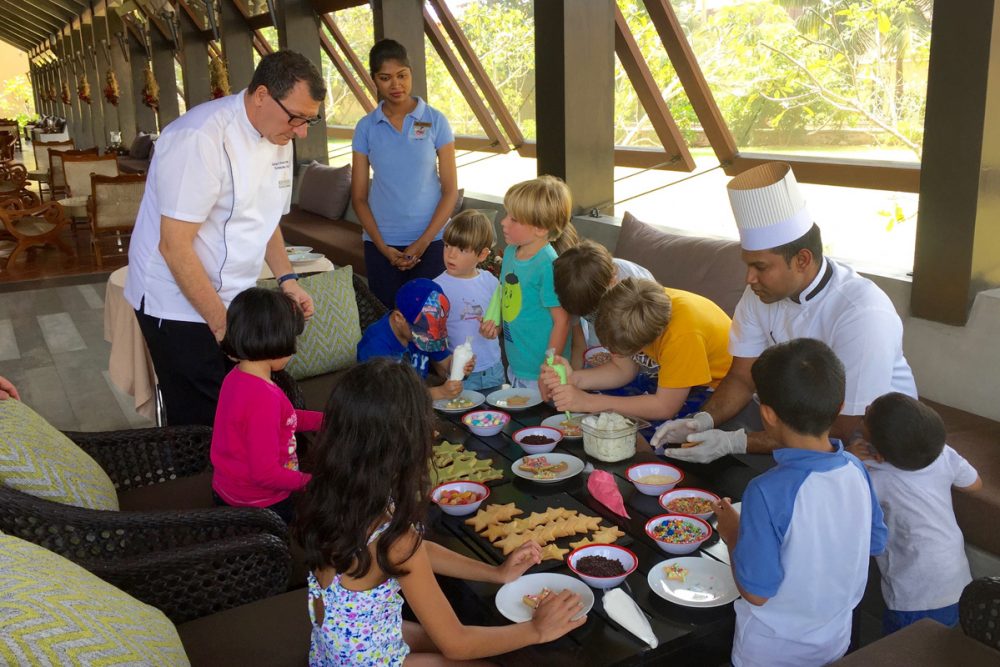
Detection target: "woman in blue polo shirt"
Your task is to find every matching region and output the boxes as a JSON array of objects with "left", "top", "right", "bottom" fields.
[{"left": 351, "top": 39, "right": 459, "bottom": 307}]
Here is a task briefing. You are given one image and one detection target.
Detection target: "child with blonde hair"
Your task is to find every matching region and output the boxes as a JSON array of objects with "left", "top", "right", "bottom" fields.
[
  {"left": 540, "top": 277, "right": 732, "bottom": 422},
  {"left": 435, "top": 210, "right": 505, "bottom": 390},
  {"left": 481, "top": 175, "right": 572, "bottom": 388}
]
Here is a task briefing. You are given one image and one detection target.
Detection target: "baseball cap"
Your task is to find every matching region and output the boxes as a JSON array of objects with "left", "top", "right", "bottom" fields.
[{"left": 396, "top": 278, "right": 451, "bottom": 352}]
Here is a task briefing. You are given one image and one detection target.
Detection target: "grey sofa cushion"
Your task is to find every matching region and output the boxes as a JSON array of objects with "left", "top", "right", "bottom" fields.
[
  {"left": 298, "top": 161, "right": 352, "bottom": 221},
  {"left": 129, "top": 133, "right": 153, "bottom": 160},
  {"left": 614, "top": 212, "right": 746, "bottom": 317}
]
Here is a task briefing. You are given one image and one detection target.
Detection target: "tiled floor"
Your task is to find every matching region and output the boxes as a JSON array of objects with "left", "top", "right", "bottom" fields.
[{"left": 0, "top": 276, "right": 153, "bottom": 432}]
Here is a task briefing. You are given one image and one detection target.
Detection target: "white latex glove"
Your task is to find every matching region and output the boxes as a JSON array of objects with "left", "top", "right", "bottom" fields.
[
  {"left": 661, "top": 429, "right": 747, "bottom": 464},
  {"left": 650, "top": 411, "right": 714, "bottom": 448}
]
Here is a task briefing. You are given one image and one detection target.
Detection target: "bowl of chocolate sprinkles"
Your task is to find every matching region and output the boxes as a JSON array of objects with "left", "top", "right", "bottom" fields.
[{"left": 568, "top": 544, "right": 638, "bottom": 589}]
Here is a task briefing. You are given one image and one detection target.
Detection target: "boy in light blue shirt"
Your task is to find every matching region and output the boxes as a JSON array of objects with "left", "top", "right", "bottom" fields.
[{"left": 480, "top": 176, "right": 573, "bottom": 389}]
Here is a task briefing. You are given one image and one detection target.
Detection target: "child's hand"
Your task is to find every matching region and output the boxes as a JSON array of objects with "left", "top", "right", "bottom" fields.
[
  {"left": 479, "top": 320, "right": 498, "bottom": 339},
  {"left": 463, "top": 355, "right": 476, "bottom": 377},
  {"left": 846, "top": 436, "right": 883, "bottom": 463},
  {"left": 496, "top": 541, "right": 542, "bottom": 583},
  {"left": 712, "top": 497, "right": 740, "bottom": 546},
  {"left": 440, "top": 380, "right": 463, "bottom": 399},
  {"left": 531, "top": 589, "right": 587, "bottom": 643},
  {"left": 550, "top": 384, "right": 592, "bottom": 413}
]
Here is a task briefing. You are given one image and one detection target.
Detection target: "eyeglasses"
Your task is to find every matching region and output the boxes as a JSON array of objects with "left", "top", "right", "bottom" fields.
[{"left": 271, "top": 93, "right": 322, "bottom": 128}]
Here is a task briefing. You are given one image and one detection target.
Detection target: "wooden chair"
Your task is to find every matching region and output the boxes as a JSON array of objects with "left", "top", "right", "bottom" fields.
[
  {"left": 87, "top": 173, "right": 146, "bottom": 267},
  {"left": 28, "top": 138, "right": 73, "bottom": 200},
  {"left": 56, "top": 151, "right": 117, "bottom": 224},
  {"left": 0, "top": 196, "right": 75, "bottom": 269},
  {"left": 0, "top": 131, "right": 15, "bottom": 163},
  {"left": 0, "top": 162, "right": 41, "bottom": 208},
  {"left": 0, "top": 119, "right": 19, "bottom": 152},
  {"left": 48, "top": 145, "right": 91, "bottom": 201}
]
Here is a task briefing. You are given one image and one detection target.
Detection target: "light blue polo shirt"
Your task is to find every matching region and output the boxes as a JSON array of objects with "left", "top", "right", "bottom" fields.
[
  {"left": 353, "top": 97, "right": 454, "bottom": 246},
  {"left": 731, "top": 441, "right": 887, "bottom": 667}
]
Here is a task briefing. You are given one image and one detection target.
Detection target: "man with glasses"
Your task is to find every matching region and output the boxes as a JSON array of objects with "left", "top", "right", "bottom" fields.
[{"left": 125, "top": 51, "right": 326, "bottom": 426}]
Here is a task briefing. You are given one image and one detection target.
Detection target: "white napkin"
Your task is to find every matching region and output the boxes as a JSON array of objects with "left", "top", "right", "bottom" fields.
[{"left": 604, "top": 588, "right": 658, "bottom": 649}]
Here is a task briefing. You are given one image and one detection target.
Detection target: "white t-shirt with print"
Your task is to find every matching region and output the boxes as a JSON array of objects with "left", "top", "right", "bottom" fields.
[
  {"left": 125, "top": 91, "right": 294, "bottom": 322},
  {"left": 435, "top": 270, "right": 502, "bottom": 373},
  {"left": 867, "top": 445, "right": 978, "bottom": 611}
]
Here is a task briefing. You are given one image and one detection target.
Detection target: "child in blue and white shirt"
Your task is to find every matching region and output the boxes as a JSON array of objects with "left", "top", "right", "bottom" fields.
[
  {"left": 714, "top": 338, "right": 887, "bottom": 667},
  {"left": 848, "top": 392, "right": 982, "bottom": 636},
  {"left": 435, "top": 210, "right": 504, "bottom": 390}
]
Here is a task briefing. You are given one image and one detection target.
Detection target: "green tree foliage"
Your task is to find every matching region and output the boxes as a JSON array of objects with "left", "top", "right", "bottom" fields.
[{"left": 0, "top": 75, "right": 36, "bottom": 127}]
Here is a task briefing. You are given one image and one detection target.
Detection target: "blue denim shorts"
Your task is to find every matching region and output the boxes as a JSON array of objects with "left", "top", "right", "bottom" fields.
[
  {"left": 464, "top": 361, "right": 506, "bottom": 392},
  {"left": 883, "top": 603, "right": 959, "bottom": 635}
]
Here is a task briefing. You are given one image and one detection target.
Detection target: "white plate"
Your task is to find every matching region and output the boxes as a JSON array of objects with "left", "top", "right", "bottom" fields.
[
  {"left": 540, "top": 413, "right": 588, "bottom": 439},
  {"left": 511, "top": 453, "right": 584, "bottom": 484},
  {"left": 495, "top": 573, "right": 594, "bottom": 623},
  {"left": 486, "top": 388, "right": 542, "bottom": 410},
  {"left": 647, "top": 557, "right": 740, "bottom": 608},
  {"left": 433, "top": 390, "right": 486, "bottom": 413},
  {"left": 288, "top": 252, "right": 325, "bottom": 265},
  {"left": 285, "top": 245, "right": 312, "bottom": 254}
]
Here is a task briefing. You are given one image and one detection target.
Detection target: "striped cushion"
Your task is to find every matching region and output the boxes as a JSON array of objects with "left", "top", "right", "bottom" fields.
[
  {"left": 0, "top": 399, "right": 118, "bottom": 510},
  {"left": 258, "top": 266, "right": 361, "bottom": 380},
  {"left": 0, "top": 533, "right": 189, "bottom": 666}
]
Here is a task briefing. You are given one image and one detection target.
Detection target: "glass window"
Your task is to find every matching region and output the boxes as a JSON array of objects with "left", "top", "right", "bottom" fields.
[{"left": 322, "top": 6, "right": 373, "bottom": 129}]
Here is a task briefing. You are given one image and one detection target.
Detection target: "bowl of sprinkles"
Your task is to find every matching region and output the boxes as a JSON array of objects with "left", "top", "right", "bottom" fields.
[
  {"left": 513, "top": 426, "right": 563, "bottom": 454},
  {"left": 463, "top": 410, "right": 510, "bottom": 437},
  {"left": 567, "top": 544, "right": 638, "bottom": 589},
  {"left": 645, "top": 514, "right": 712, "bottom": 555},
  {"left": 658, "top": 488, "right": 721, "bottom": 521}
]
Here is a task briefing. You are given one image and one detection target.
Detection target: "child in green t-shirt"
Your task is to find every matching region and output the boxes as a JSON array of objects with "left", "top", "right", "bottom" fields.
[{"left": 480, "top": 176, "right": 573, "bottom": 388}]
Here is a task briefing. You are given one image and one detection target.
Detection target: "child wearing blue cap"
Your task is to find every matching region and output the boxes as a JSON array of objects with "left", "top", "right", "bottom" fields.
[{"left": 357, "top": 278, "right": 475, "bottom": 400}]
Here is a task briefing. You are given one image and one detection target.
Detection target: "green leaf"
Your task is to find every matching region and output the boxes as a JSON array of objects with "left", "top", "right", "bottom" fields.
[{"left": 878, "top": 12, "right": 892, "bottom": 35}]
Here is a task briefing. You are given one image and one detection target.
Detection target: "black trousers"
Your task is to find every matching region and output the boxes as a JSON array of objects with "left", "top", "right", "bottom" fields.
[
  {"left": 364, "top": 239, "right": 447, "bottom": 308},
  {"left": 135, "top": 303, "right": 234, "bottom": 427}
]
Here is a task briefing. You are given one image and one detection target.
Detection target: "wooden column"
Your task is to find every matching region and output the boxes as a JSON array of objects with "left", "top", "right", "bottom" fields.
[
  {"left": 912, "top": 0, "right": 1000, "bottom": 324},
  {"left": 276, "top": 0, "right": 328, "bottom": 165},
  {"left": 72, "top": 26, "right": 95, "bottom": 147},
  {"left": 533, "top": 0, "right": 615, "bottom": 213},
  {"left": 150, "top": 27, "right": 180, "bottom": 125},
  {"left": 130, "top": 39, "right": 157, "bottom": 134},
  {"left": 109, "top": 11, "right": 138, "bottom": 145},
  {"left": 220, "top": 0, "right": 255, "bottom": 92},
  {"left": 82, "top": 19, "right": 107, "bottom": 151},
  {"left": 179, "top": 9, "right": 211, "bottom": 107},
  {"left": 372, "top": 0, "right": 427, "bottom": 100},
  {"left": 94, "top": 12, "right": 119, "bottom": 139},
  {"left": 58, "top": 32, "right": 82, "bottom": 145}
]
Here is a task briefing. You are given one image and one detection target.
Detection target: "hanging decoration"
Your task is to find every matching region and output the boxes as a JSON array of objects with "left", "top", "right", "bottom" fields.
[
  {"left": 61, "top": 82, "right": 71, "bottom": 105},
  {"left": 48, "top": 86, "right": 57, "bottom": 103},
  {"left": 210, "top": 54, "right": 231, "bottom": 99},
  {"left": 104, "top": 68, "right": 120, "bottom": 106},
  {"left": 142, "top": 63, "right": 159, "bottom": 110},
  {"left": 79, "top": 75, "right": 92, "bottom": 104}
]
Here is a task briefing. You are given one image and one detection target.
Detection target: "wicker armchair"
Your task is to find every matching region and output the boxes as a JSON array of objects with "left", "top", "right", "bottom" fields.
[
  {"left": 85, "top": 533, "right": 291, "bottom": 624},
  {"left": 960, "top": 576, "right": 1000, "bottom": 652},
  {"left": 0, "top": 196, "right": 74, "bottom": 269}
]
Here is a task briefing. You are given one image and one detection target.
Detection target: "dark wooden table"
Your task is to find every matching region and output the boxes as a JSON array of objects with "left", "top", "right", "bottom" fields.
[{"left": 425, "top": 396, "right": 762, "bottom": 666}]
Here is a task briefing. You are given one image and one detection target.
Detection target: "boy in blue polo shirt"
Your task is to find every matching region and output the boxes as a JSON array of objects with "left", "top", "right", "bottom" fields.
[
  {"left": 713, "top": 338, "right": 887, "bottom": 667},
  {"left": 357, "top": 278, "right": 473, "bottom": 401}
]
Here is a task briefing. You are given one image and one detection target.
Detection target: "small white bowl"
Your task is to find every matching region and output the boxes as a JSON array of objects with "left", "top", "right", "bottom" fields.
[
  {"left": 584, "top": 346, "right": 612, "bottom": 368},
  {"left": 645, "top": 514, "right": 712, "bottom": 555},
  {"left": 513, "top": 426, "right": 563, "bottom": 454},
  {"left": 626, "top": 462, "right": 683, "bottom": 496},
  {"left": 567, "top": 544, "right": 638, "bottom": 589},
  {"left": 462, "top": 410, "right": 510, "bottom": 437},
  {"left": 658, "top": 488, "right": 721, "bottom": 520},
  {"left": 431, "top": 481, "right": 490, "bottom": 516}
]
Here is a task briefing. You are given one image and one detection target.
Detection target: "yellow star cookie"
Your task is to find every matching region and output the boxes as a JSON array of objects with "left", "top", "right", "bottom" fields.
[
  {"left": 590, "top": 526, "right": 626, "bottom": 544},
  {"left": 569, "top": 537, "right": 593, "bottom": 550},
  {"left": 540, "top": 543, "right": 569, "bottom": 561}
]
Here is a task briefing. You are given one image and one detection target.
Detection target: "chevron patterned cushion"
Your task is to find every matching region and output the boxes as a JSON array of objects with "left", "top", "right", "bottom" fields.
[
  {"left": 0, "top": 399, "right": 118, "bottom": 511},
  {"left": 258, "top": 266, "right": 361, "bottom": 380},
  {"left": 0, "top": 533, "right": 189, "bottom": 666}
]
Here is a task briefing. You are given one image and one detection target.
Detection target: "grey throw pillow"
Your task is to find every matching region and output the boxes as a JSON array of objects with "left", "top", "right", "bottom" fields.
[
  {"left": 129, "top": 133, "right": 153, "bottom": 160},
  {"left": 298, "top": 161, "right": 352, "bottom": 220}
]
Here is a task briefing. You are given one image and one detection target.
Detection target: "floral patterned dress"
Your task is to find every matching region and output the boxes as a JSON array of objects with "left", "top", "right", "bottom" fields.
[{"left": 308, "top": 522, "right": 410, "bottom": 666}]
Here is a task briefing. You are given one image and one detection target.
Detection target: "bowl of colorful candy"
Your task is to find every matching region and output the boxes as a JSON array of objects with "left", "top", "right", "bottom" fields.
[
  {"left": 513, "top": 426, "right": 563, "bottom": 454},
  {"left": 431, "top": 481, "right": 490, "bottom": 516},
  {"left": 567, "top": 543, "right": 638, "bottom": 589},
  {"left": 626, "top": 462, "right": 684, "bottom": 496},
  {"left": 462, "top": 410, "right": 510, "bottom": 437},
  {"left": 584, "top": 346, "right": 612, "bottom": 368},
  {"left": 645, "top": 514, "right": 712, "bottom": 555},
  {"left": 658, "top": 488, "right": 720, "bottom": 521}
]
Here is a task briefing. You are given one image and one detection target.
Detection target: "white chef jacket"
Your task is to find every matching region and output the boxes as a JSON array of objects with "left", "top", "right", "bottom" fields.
[
  {"left": 125, "top": 91, "right": 294, "bottom": 322},
  {"left": 729, "top": 257, "right": 917, "bottom": 414}
]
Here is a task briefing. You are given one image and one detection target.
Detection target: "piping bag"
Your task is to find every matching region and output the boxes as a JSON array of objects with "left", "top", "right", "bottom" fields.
[
  {"left": 587, "top": 470, "right": 630, "bottom": 519},
  {"left": 484, "top": 286, "right": 502, "bottom": 326},
  {"left": 545, "top": 347, "right": 572, "bottom": 423},
  {"left": 604, "top": 588, "right": 658, "bottom": 648}
]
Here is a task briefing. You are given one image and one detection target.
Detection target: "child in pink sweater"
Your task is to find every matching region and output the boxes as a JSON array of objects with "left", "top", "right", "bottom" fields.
[{"left": 211, "top": 287, "right": 322, "bottom": 522}]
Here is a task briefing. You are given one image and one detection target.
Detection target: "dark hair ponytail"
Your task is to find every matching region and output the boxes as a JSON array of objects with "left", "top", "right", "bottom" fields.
[{"left": 369, "top": 39, "right": 410, "bottom": 75}]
